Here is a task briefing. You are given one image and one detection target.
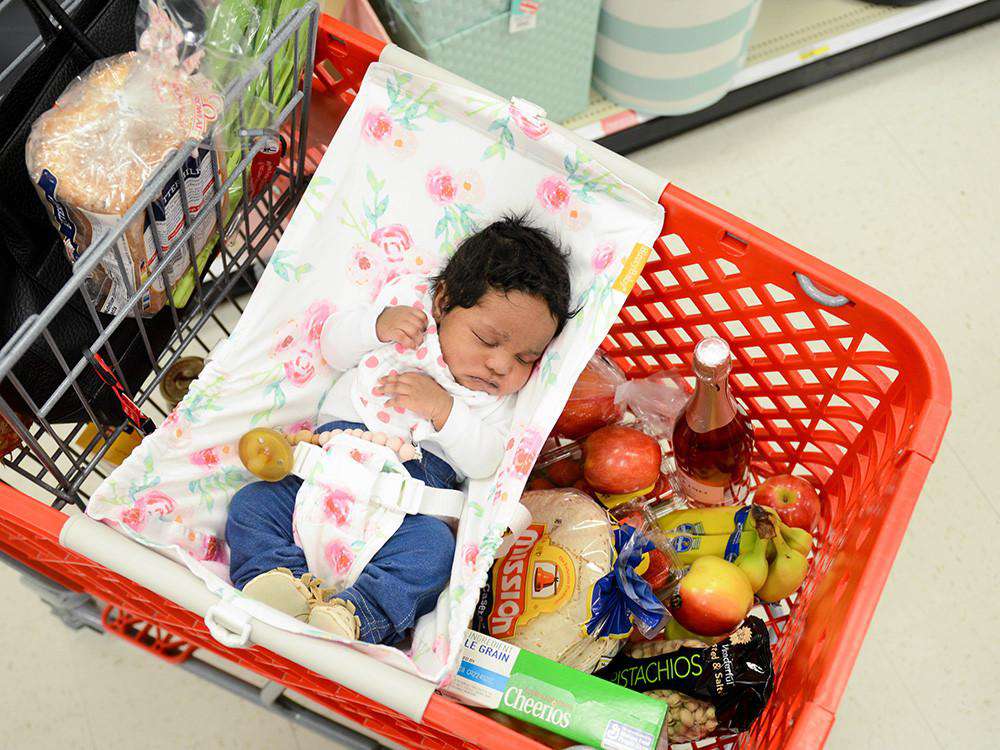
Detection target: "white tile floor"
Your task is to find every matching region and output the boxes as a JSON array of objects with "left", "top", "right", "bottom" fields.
[{"left": 2, "top": 18, "right": 999, "bottom": 750}]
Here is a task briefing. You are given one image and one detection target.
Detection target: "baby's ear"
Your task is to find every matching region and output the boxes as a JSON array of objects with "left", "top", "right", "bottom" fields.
[{"left": 431, "top": 283, "right": 447, "bottom": 318}]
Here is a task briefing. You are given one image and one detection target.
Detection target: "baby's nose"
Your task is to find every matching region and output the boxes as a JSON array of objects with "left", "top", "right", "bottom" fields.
[{"left": 486, "top": 354, "right": 511, "bottom": 377}]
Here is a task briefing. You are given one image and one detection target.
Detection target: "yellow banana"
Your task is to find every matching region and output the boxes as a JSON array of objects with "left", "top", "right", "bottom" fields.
[
  {"left": 779, "top": 524, "right": 814, "bottom": 556},
  {"left": 656, "top": 505, "right": 746, "bottom": 536},
  {"left": 664, "top": 527, "right": 757, "bottom": 565},
  {"left": 756, "top": 532, "right": 809, "bottom": 603},
  {"left": 734, "top": 535, "right": 769, "bottom": 592}
]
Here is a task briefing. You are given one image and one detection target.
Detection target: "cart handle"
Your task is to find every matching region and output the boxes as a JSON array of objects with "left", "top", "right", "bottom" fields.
[{"left": 794, "top": 272, "right": 851, "bottom": 307}]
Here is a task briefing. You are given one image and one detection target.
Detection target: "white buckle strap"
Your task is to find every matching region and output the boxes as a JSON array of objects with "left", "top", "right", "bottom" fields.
[
  {"left": 292, "top": 441, "right": 323, "bottom": 477},
  {"left": 371, "top": 473, "right": 464, "bottom": 519},
  {"left": 294, "top": 442, "right": 464, "bottom": 519}
]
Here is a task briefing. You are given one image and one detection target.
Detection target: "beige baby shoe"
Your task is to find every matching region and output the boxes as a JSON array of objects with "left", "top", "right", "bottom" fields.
[
  {"left": 242, "top": 568, "right": 329, "bottom": 621},
  {"left": 308, "top": 598, "right": 361, "bottom": 639}
]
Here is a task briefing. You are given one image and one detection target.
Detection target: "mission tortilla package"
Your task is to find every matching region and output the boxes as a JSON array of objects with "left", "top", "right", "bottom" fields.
[{"left": 472, "top": 489, "right": 666, "bottom": 673}]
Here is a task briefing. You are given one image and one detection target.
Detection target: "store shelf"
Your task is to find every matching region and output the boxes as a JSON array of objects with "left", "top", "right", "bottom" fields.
[{"left": 566, "top": 0, "right": 1000, "bottom": 154}]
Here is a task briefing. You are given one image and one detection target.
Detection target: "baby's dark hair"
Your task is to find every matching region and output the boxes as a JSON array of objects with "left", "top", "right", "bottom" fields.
[{"left": 432, "top": 214, "right": 575, "bottom": 335}]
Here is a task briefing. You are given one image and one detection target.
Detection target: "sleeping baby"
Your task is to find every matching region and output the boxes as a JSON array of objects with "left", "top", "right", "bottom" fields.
[{"left": 226, "top": 215, "right": 573, "bottom": 643}]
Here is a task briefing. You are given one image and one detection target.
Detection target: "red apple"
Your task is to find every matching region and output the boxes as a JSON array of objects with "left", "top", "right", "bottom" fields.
[
  {"left": 583, "top": 425, "right": 661, "bottom": 494},
  {"left": 545, "top": 457, "right": 583, "bottom": 487},
  {"left": 754, "top": 474, "right": 821, "bottom": 532},
  {"left": 667, "top": 557, "right": 753, "bottom": 637},
  {"left": 553, "top": 361, "right": 624, "bottom": 440}
]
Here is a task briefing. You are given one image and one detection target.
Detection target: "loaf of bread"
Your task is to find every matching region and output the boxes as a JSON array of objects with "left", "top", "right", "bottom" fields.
[{"left": 26, "top": 53, "right": 224, "bottom": 315}]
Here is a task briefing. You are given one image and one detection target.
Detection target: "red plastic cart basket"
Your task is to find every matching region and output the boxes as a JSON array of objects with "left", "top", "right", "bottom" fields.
[{"left": 0, "top": 13, "right": 949, "bottom": 750}]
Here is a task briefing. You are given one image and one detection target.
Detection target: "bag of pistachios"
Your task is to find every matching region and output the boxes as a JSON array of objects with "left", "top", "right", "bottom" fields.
[{"left": 593, "top": 616, "right": 774, "bottom": 741}]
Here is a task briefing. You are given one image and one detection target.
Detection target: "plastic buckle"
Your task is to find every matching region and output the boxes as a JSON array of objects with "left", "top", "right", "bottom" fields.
[
  {"left": 204, "top": 600, "right": 253, "bottom": 649},
  {"left": 292, "top": 441, "right": 323, "bottom": 478},
  {"left": 372, "top": 473, "right": 425, "bottom": 515}
]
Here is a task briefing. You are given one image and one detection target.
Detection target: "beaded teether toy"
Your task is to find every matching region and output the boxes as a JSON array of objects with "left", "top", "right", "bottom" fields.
[{"left": 238, "top": 427, "right": 420, "bottom": 482}]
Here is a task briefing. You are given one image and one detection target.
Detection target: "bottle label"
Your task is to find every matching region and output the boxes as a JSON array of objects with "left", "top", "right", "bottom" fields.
[{"left": 676, "top": 471, "right": 731, "bottom": 506}]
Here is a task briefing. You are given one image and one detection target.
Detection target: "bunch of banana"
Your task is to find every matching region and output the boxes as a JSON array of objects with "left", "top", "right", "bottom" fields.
[
  {"left": 744, "top": 506, "right": 813, "bottom": 602},
  {"left": 656, "top": 504, "right": 814, "bottom": 602},
  {"left": 655, "top": 505, "right": 759, "bottom": 566}
]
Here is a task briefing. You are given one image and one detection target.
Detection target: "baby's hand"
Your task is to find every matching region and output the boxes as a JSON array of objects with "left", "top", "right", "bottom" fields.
[
  {"left": 376, "top": 372, "right": 453, "bottom": 431},
  {"left": 376, "top": 306, "right": 427, "bottom": 349}
]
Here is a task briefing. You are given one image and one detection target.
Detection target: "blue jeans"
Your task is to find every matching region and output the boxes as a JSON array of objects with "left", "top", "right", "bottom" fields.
[{"left": 226, "top": 421, "right": 457, "bottom": 644}]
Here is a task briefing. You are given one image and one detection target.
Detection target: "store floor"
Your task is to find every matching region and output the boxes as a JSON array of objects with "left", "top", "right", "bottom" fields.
[{"left": 2, "top": 19, "right": 997, "bottom": 750}]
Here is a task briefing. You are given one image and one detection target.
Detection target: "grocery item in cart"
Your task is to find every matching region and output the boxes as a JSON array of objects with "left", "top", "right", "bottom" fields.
[
  {"left": 447, "top": 629, "right": 669, "bottom": 750},
  {"left": 550, "top": 353, "right": 626, "bottom": 440},
  {"left": 0, "top": 412, "right": 28, "bottom": 457},
  {"left": 25, "top": 51, "right": 223, "bottom": 317},
  {"left": 582, "top": 424, "right": 662, "bottom": 508},
  {"left": 671, "top": 336, "right": 753, "bottom": 507},
  {"left": 472, "top": 489, "right": 666, "bottom": 672},
  {"left": 753, "top": 473, "right": 822, "bottom": 532},
  {"left": 593, "top": 616, "right": 775, "bottom": 740},
  {"left": 551, "top": 353, "right": 688, "bottom": 442}
]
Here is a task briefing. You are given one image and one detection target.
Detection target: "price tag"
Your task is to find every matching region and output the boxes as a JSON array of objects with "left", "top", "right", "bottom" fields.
[
  {"left": 509, "top": 0, "right": 541, "bottom": 33},
  {"left": 798, "top": 44, "right": 831, "bottom": 62}
]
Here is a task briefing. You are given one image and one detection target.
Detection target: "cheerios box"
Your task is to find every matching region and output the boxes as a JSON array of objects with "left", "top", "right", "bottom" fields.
[{"left": 446, "top": 630, "right": 668, "bottom": 750}]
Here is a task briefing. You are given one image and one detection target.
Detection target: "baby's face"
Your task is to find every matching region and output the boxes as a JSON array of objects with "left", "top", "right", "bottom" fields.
[{"left": 435, "top": 288, "right": 558, "bottom": 397}]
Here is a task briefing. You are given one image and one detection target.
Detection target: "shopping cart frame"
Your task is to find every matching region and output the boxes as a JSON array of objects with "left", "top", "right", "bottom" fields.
[{"left": 1, "top": 9, "right": 950, "bottom": 750}]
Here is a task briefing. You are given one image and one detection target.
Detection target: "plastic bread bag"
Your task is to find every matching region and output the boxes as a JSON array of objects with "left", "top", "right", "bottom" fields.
[
  {"left": 24, "top": 1, "right": 234, "bottom": 317},
  {"left": 472, "top": 489, "right": 667, "bottom": 673},
  {"left": 593, "top": 615, "right": 775, "bottom": 741}
]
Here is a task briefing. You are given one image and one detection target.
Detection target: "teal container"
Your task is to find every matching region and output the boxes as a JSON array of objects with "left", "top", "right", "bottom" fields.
[
  {"left": 377, "top": 0, "right": 602, "bottom": 122},
  {"left": 394, "top": 0, "right": 510, "bottom": 44},
  {"left": 594, "top": 0, "right": 762, "bottom": 115}
]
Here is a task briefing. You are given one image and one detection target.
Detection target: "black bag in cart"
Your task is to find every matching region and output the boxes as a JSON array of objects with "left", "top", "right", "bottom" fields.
[{"left": 0, "top": 0, "right": 175, "bottom": 425}]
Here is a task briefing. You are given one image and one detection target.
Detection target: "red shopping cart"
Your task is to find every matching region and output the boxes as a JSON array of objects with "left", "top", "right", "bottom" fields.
[{"left": 0, "top": 8, "right": 949, "bottom": 750}]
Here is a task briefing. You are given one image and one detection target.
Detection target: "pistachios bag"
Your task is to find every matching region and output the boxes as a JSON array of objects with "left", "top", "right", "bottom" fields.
[{"left": 594, "top": 616, "right": 774, "bottom": 734}]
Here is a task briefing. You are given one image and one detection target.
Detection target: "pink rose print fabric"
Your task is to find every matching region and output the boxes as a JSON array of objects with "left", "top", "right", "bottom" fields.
[
  {"left": 119, "top": 489, "right": 176, "bottom": 532},
  {"left": 509, "top": 100, "right": 550, "bottom": 140},
  {"left": 83, "top": 63, "right": 665, "bottom": 684},
  {"left": 370, "top": 224, "right": 413, "bottom": 263},
  {"left": 361, "top": 108, "right": 393, "bottom": 145},
  {"left": 592, "top": 242, "right": 616, "bottom": 273},
  {"left": 292, "top": 433, "right": 416, "bottom": 591},
  {"left": 426, "top": 167, "right": 458, "bottom": 205}
]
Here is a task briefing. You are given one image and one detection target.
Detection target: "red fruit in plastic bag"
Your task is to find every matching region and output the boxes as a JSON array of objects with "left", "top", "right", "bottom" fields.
[
  {"left": 546, "top": 457, "right": 583, "bottom": 487},
  {"left": 527, "top": 477, "right": 556, "bottom": 491},
  {"left": 583, "top": 425, "right": 661, "bottom": 494},
  {"left": 552, "top": 358, "right": 625, "bottom": 440},
  {"left": 641, "top": 548, "right": 672, "bottom": 591}
]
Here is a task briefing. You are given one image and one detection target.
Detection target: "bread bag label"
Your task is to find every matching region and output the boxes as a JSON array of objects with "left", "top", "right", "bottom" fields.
[
  {"left": 35, "top": 147, "right": 216, "bottom": 316},
  {"left": 477, "top": 523, "right": 578, "bottom": 639},
  {"left": 37, "top": 169, "right": 81, "bottom": 256}
]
